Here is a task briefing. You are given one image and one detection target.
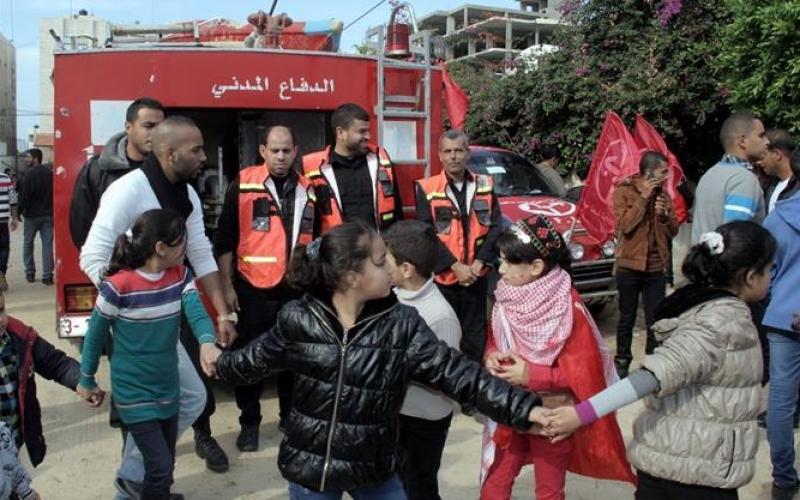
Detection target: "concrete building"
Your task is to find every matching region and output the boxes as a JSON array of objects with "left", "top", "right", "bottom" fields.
[
  {"left": 39, "top": 10, "right": 111, "bottom": 148},
  {"left": 0, "top": 32, "right": 16, "bottom": 174},
  {"left": 418, "top": 1, "right": 564, "bottom": 65}
]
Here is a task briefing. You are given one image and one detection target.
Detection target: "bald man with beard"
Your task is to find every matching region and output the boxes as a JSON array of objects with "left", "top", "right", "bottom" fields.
[
  {"left": 214, "top": 125, "right": 317, "bottom": 451},
  {"left": 80, "top": 116, "right": 235, "bottom": 498}
]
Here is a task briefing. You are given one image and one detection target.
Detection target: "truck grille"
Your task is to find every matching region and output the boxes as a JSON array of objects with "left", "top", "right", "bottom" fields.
[{"left": 572, "top": 259, "right": 615, "bottom": 294}]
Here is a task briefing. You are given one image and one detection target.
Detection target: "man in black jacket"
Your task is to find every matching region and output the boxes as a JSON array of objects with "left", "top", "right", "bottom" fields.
[
  {"left": 17, "top": 149, "right": 53, "bottom": 285},
  {"left": 68, "top": 97, "right": 165, "bottom": 249}
]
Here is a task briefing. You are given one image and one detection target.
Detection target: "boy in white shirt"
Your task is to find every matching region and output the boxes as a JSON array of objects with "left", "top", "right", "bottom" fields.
[{"left": 384, "top": 220, "right": 462, "bottom": 500}]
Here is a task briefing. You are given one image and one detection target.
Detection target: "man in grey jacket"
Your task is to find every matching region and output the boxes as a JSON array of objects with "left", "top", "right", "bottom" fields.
[{"left": 68, "top": 97, "right": 165, "bottom": 249}]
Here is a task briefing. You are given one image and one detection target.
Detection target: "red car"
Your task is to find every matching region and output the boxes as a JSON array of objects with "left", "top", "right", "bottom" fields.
[{"left": 468, "top": 146, "right": 617, "bottom": 314}]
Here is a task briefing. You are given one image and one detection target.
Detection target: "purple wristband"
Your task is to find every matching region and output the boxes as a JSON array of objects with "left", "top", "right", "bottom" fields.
[{"left": 575, "top": 400, "right": 598, "bottom": 426}]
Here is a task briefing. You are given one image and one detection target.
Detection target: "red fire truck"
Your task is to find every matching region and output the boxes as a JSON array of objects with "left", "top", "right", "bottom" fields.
[
  {"left": 51, "top": 8, "right": 616, "bottom": 343},
  {"left": 52, "top": 14, "right": 444, "bottom": 341}
]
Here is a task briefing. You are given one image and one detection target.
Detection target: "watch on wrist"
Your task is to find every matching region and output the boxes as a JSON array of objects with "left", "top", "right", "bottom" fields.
[{"left": 217, "top": 312, "right": 238, "bottom": 324}]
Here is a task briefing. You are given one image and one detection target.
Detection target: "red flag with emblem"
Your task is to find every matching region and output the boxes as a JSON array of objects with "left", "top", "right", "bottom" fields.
[
  {"left": 439, "top": 63, "right": 469, "bottom": 129},
  {"left": 576, "top": 111, "right": 640, "bottom": 242},
  {"left": 633, "top": 115, "right": 685, "bottom": 203}
]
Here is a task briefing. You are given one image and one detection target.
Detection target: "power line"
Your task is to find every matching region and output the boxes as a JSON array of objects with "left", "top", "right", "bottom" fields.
[{"left": 343, "top": 0, "right": 387, "bottom": 31}]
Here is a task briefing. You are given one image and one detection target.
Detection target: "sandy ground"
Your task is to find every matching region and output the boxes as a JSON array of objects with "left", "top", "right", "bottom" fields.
[{"left": 7, "top": 225, "right": 780, "bottom": 499}]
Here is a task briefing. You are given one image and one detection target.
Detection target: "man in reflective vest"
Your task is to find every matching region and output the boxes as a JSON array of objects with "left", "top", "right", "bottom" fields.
[
  {"left": 214, "top": 125, "right": 316, "bottom": 452},
  {"left": 415, "top": 129, "right": 503, "bottom": 363},
  {"left": 302, "top": 103, "right": 403, "bottom": 233}
]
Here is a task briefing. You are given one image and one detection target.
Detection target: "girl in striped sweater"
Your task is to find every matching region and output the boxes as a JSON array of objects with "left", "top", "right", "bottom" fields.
[{"left": 78, "top": 209, "right": 218, "bottom": 500}]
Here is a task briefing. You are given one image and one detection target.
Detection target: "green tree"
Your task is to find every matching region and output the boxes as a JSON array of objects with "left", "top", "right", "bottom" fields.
[
  {"left": 715, "top": 1, "right": 800, "bottom": 134},
  {"left": 451, "top": 0, "right": 732, "bottom": 178}
]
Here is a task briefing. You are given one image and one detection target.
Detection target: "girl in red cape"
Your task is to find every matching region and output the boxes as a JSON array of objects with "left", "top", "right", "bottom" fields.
[{"left": 480, "top": 216, "right": 636, "bottom": 499}]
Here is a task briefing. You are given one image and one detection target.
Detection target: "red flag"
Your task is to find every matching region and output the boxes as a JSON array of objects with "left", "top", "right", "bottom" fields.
[
  {"left": 576, "top": 111, "right": 640, "bottom": 242},
  {"left": 439, "top": 63, "right": 469, "bottom": 129},
  {"left": 632, "top": 115, "right": 685, "bottom": 205}
]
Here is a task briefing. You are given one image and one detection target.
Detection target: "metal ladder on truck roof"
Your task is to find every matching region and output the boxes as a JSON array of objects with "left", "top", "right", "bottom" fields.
[{"left": 364, "top": 24, "right": 435, "bottom": 185}]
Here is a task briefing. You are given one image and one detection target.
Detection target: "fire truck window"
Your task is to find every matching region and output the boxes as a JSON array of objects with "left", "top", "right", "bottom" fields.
[{"left": 384, "top": 121, "right": 418, "bottom": 161}]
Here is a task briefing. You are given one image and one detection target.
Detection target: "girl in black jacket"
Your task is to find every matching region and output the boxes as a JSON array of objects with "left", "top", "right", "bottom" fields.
[{"left": 206, "top": 221, "right": 546, "bottom": 498}]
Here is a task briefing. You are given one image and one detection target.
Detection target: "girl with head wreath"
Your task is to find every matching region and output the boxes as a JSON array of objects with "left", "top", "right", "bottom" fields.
[
  {"left": 480, "top": 215, "right": 634, "bottom": 499},
  {"left": 545, "top": 221, "right": 776, "bottom": 499}
]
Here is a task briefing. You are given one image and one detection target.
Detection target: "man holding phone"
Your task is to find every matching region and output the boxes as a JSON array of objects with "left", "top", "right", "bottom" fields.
[{"left": 612, "top": 151, "right": 680, "bottom": 377}]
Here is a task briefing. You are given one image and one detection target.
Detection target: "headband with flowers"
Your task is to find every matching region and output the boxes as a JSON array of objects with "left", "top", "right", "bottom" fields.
[{"left": 510, "top": 215, "right": 563, "bottom": 257}]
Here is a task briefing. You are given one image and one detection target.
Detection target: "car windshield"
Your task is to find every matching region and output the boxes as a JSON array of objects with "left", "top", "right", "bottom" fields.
[{"left": 467, "top": 150, "right": 556, "bottom": 197}]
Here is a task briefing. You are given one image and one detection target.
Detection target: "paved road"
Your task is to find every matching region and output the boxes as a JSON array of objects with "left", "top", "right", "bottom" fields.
[{"left": 7, "top": 230, "right": 778, "bottom": 499}]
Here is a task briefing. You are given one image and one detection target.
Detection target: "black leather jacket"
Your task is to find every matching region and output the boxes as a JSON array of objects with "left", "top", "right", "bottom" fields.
[{"left": 216, "top": 293, "right": 541, "bottom": 492}]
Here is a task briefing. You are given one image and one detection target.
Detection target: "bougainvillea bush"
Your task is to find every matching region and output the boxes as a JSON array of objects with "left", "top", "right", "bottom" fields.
[
  {"left": 449, "top": 0, "right": 733, "bottom": 179},
  {"left": 715, "top": 0, "right": 800, "bottom": 136}
]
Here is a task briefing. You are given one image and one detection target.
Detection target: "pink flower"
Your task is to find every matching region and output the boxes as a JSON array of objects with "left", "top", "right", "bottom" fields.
[{"left": 657, "top": 0, "right": 682, "bottom": 27}]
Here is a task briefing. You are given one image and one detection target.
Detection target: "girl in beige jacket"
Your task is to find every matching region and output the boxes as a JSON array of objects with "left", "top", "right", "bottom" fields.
[{"left": 545, "top": 220, "right": 776, "bottom": 500}]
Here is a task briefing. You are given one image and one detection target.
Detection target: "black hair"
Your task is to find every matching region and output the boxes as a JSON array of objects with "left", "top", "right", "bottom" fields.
[
  {"left": 24, "top": 148, "right": 42, "bottom": 164},
  {"left": 126, "top": 97, "right": 165, "bottom": 124},
  {"left": 331, "top": 103, "right": 370, "bottom": 134},
  {"left": 719, "top": 111, "right": 759, "bottom": 150},
  {"left": 540, "top": 143, "right": 560, "bottom": 161},
  {"left": 496, "top": 218, "right": 571, "bottom": 275},
  {"left": 260, "top": 125, "right": 297, "bottom": 147},
  {"left": 106, "top": 209, "right": 187, "bottom": 277},
  {"left": 383, "top": 220, "right": 437, "bottom": 278},
  {"left": 682, "top": 221, "right": 775, "bottom": 288},
  {"left": 766, "top": 129, "right": 797, "bottom": 155},
  {"left": 287, "top": 221, "right": 377, "bottom": 293},
  {"left": 639, "top": 151, "right": 668, "bottom": 176}
]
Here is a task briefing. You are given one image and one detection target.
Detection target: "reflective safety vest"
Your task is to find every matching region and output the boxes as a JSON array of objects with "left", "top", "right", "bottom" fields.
[
  {"left": 302, "top": 145, "right": 396, "bottom": 233},
  {"left": 416, "top": 172, "right": 494, "bottom": 286},
  {"left": 237, "top": 166, "right": 316, "bottom": 289}
]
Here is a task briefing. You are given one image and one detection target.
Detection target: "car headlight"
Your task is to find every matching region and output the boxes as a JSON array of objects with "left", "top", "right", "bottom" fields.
[
  {"left": 569, "top": 242, "right": 585, "bottom": 260},
  {"left": 601, "top": 239, "right": 616, "bottom": 258}
]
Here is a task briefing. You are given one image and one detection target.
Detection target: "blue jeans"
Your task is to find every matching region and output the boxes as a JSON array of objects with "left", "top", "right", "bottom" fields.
[
  {"left": 22, "top": 215, "right": 53, "bottom": 279},
  {"left": 288, "top": 475, "right": 407, "bottom": 500},
  {"left": 114, "top": 341, "right": 207, "bottom": 500},
  {"left": 767, "top": 331, "right": 800, "bottom": 488},
  {"left": 127, "top": 415, "right": 179, "bottom": 498}
]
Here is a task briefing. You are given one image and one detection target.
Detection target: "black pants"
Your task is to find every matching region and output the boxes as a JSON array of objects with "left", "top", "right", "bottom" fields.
[
  {"left": 397, "top": 412, "right": 453, "bottom": 500},
  {"left": 615, "top": 269, "right": 666, "bottom": 368},
  {"left": 635, "top": 471, "right": 738, "bottom": 500},
  {"left": 438, "top": 276, "right": 488, "bottom": 362},
  {"left": 127, "top": 414, "right": 179, "bottom": 500},
  {"left": 232, "top": 295, "right": 292, "bottom": 427},
  {"left": 108, "top": 317, "right": 215, "bottom": 435},
  {"left": 0, "top": 223, "right": 8, "bottom": 273}
]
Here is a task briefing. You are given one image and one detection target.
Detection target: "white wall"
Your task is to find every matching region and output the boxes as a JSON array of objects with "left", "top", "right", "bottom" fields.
[{"left": 39, "top": 14, "right": 111, "bottom": 134}]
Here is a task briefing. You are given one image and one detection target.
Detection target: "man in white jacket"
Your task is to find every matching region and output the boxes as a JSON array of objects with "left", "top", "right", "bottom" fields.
[{"left": 80, "top": 116, "right": 237, "bottom": 498}]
